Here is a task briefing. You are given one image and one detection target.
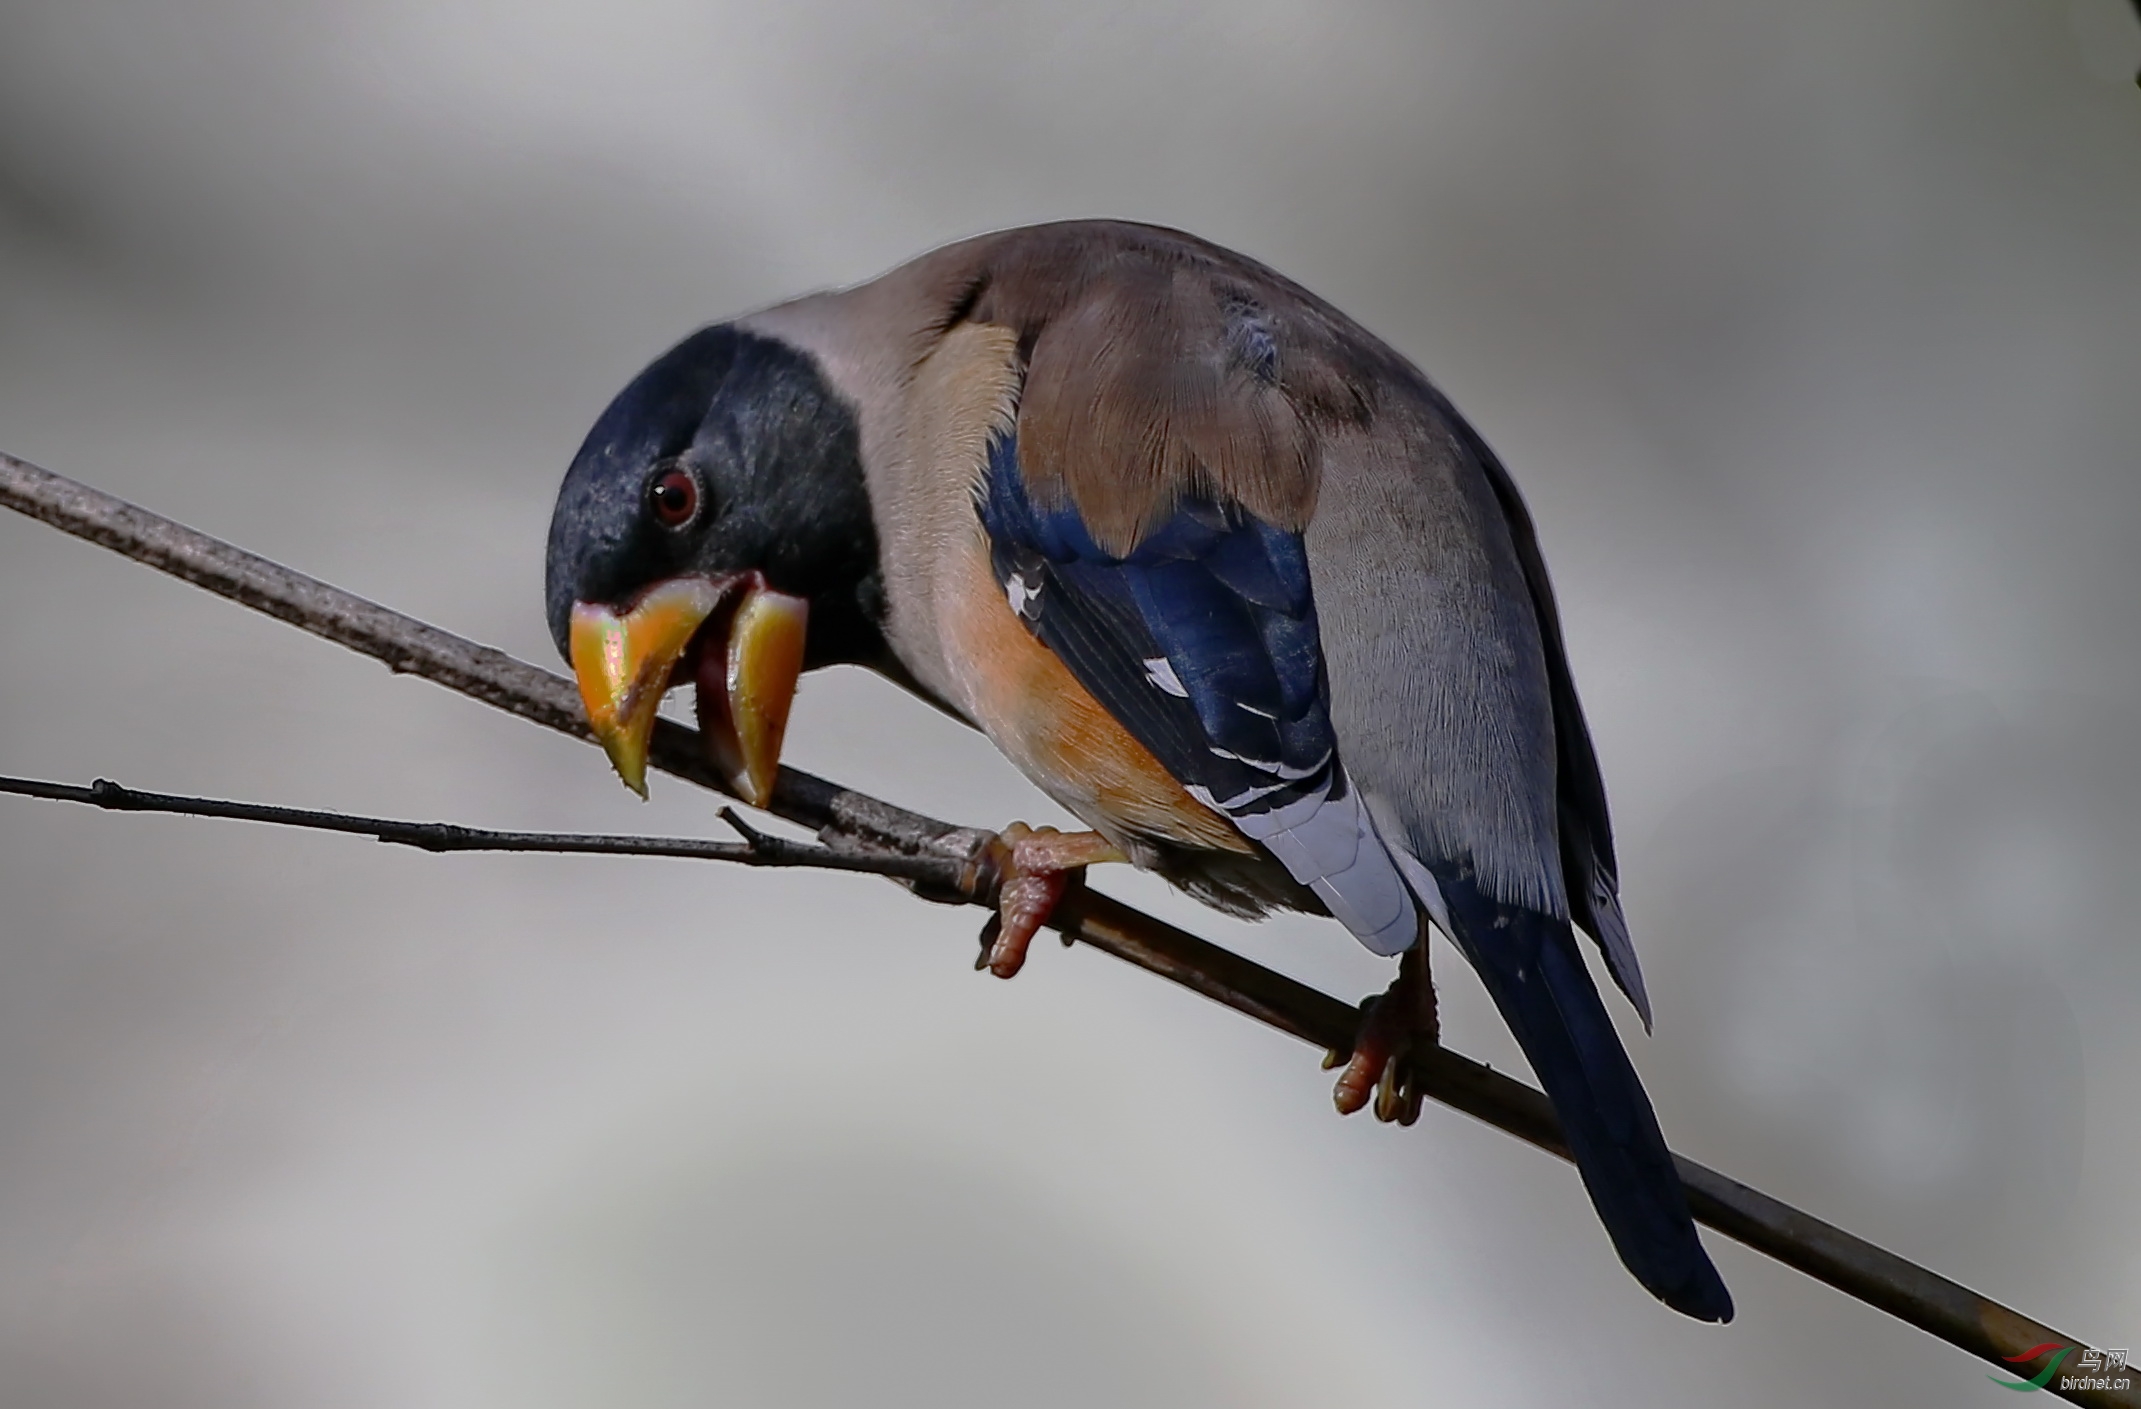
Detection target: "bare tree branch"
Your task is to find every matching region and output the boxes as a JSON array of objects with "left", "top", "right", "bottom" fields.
[
  {"left": 2, "top": 449, "right": 2131, "bottom": 1408},
  {"left": 0, "top": 774, "right": 986, "bottom": 886}
]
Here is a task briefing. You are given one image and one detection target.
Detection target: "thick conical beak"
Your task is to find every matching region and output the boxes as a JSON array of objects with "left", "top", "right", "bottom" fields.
[{"left": 569, "top": 575, "right": 808, "bottom": 804}]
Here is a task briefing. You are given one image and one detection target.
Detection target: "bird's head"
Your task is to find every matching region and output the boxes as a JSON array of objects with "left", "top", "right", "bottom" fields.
[{"left": 544, "top": 323, "right": 881, "bottom": 804}]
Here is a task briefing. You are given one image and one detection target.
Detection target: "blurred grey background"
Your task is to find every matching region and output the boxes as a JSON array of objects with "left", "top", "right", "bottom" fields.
[{"left": 2, "top": 1, "right": 2138, "bottom": 1405}]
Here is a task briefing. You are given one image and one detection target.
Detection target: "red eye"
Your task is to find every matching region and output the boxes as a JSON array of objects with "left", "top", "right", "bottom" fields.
[{"left": 648, "top": 468, "right": 699, "bottom": 527}]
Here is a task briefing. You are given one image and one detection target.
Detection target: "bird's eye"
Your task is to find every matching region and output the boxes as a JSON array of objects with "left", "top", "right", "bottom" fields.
[{"left": 648, "top": 468, "right": 700, "bottom": 528}]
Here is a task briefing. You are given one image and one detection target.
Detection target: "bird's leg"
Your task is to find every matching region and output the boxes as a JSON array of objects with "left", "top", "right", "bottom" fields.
[
  {"left": 976, "top": 823, "right": 1127, "bottom": 979},
  {"left": 1329, "top": 935, "right": 1438, "bottom": 1125}
]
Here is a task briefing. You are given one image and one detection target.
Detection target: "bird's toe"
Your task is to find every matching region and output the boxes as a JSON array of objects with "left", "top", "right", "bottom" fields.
[
  {"left": 975, "top": 823, "right": 1125, "bottom": 979},
  {"left": 1332, "top": 945, "right": 1436, "bottom": 1125}
]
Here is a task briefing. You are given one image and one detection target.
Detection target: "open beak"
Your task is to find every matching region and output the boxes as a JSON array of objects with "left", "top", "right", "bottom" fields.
[{"left": 568, "top": 574, "right": 809, "bottom": 806}]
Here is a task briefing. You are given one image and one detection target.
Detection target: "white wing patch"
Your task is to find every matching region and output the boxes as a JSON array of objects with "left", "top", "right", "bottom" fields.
[
  {"left": 1143, "top": 656, "right": 1188, "bottom": 697},
  {"left": 1185, "top": 777, "right": 1294, "bottom": 812},
  {"left": 1206, "top": 746, "right": 1331, "bottom": 782},
  {"left": 1005, "top": 569, "right": 1043, "bottom": 620}
]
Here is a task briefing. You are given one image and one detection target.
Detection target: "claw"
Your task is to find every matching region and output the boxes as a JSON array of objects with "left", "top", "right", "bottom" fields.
[
  {"left": 1374, "top": 1051, "right": 1419, "bottom": 1126},
  {"left": 1333, "top": 941, "right": 1436, "bottom": 1125}
]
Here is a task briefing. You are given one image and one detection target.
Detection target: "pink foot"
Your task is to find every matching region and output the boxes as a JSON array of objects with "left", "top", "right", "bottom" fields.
[
  {"left": 976, "top": 824, "right": 1125, "bottom": 978},
  {"left": 1329, "top": 941, "right": 1437, "bottom": 1125}
]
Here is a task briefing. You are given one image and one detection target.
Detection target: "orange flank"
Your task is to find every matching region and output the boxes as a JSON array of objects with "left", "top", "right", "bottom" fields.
[{"left": 940, "top": 530, "right": 1253, "bottom": 857}]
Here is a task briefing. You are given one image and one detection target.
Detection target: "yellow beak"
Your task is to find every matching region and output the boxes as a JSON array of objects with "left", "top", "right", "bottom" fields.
[{"left": 568, "top": 574, "right": 809, "bottom": 805}]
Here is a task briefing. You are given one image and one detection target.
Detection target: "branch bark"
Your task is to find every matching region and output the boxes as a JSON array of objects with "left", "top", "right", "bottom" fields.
[{"left": 2, "top": 449, "right": 2130, "bottom": 1408}]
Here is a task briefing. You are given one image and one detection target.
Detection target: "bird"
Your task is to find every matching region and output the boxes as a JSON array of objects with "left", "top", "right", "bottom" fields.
[{"left": 543, "top": 220, "right": 1732, "bottom": 1321}]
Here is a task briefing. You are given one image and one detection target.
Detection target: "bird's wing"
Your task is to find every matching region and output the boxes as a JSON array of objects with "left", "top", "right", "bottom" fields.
[
  {"left": 952, "top": 224, "right": 1635, "bottom": 989},
  {"left": 977, "top": 428, "right": 1415, "bottom": 953},
  {"left": 935, "top": 228, "right": 1425, "bottom": 954}
]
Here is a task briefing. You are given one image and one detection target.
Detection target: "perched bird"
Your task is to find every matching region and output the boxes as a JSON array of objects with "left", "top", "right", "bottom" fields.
[{"left": 544, "top": 221, "right": 1732, "bottom": 1320}]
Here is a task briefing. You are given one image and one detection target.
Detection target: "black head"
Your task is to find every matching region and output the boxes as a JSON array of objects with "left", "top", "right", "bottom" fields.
[{"left": 545, "top": 324, "right": 884, "bottom": 669}]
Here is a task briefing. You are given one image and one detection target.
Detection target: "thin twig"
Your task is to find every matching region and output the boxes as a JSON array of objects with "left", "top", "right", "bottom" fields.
[
  {"left": 0, "top": 774, "right": 980, "bottom": 886},
  {"left": 1, "top": 450, "right": 2130, "bottom": 1408}
]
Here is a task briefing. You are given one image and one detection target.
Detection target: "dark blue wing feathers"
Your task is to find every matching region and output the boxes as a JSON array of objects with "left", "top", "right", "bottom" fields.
[
  {"left": 978, "top": 426, "right": 1731, "bottom": 1321},
  {"left": 979, "top": 431, "right": 1335, "bottom": 816}
]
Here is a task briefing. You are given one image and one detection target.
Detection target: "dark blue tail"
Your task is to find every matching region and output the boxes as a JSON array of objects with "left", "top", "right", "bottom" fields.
[{"left": 1433, "top": 864, "right": 1733, "bottom": 1321}]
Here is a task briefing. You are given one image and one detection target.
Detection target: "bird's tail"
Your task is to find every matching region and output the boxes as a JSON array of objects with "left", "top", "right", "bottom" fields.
[{"left": 1434, "top": 866, "right": 1733, "bottom": 1321}]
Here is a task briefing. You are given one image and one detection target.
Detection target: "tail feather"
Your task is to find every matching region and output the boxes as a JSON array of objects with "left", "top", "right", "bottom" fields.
[{"left": 1432, "top": 863, "right": 1733, "bottom": 1321}]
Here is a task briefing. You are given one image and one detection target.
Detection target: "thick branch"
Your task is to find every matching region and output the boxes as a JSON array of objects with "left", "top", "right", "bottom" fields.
[{"left": 1, "top": 450, "right": 2129, "bottom": 1408}]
